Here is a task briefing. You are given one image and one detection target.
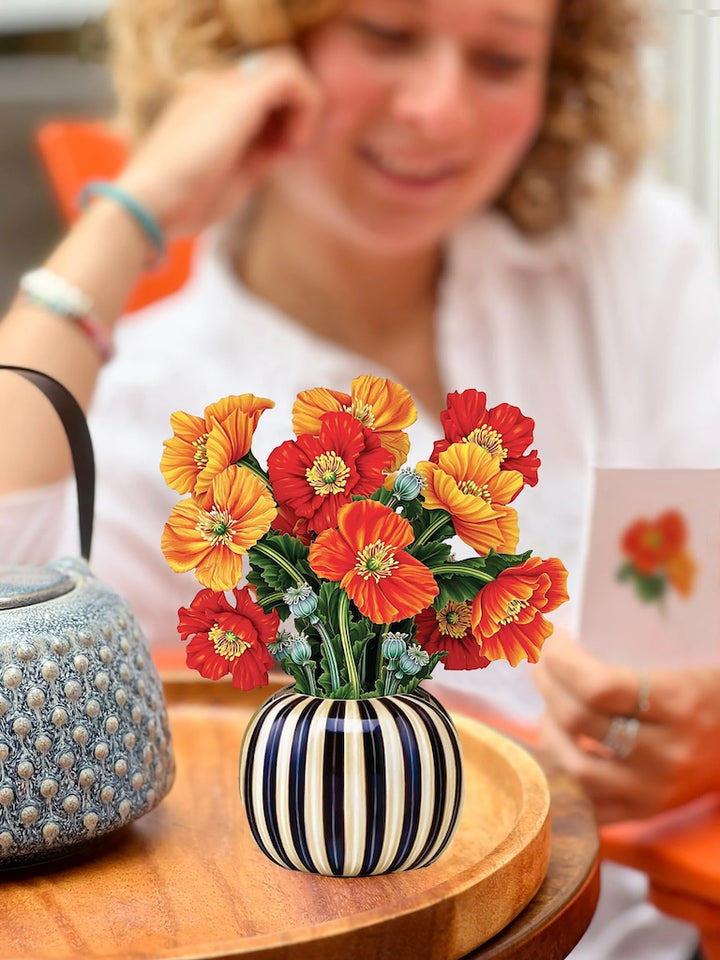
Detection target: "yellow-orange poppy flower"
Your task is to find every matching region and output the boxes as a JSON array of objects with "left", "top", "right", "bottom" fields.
[
  {"left": 417, "top": 443, "right": 521, "bottom": 554},
  {"left": 665, "top": 547, "right": 696, "bottom": 597},
  {"left": 471, "top": 557, "right": 569, "bottom": 666},
  {"left": 292, "top": 374, "right": 417, "bottom": 470},
  {"left": 160, "top": 394, "right": 273, "bottom": 496},
  {"left": 308, "top": 499, "right": 438, "bottom": 624},
  {"left": 161, "top": 465, "right": 277, "bottom": 591}
]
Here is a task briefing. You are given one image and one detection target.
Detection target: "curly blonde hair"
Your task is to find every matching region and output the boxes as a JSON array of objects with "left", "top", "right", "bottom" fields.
[{"left": 108, "top": 0, "right": 651, "bottom": 234}]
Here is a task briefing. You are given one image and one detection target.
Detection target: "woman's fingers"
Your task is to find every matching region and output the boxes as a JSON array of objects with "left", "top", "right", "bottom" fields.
[{"left": 117, "top": 47, "right": 324, "bottom": 236}]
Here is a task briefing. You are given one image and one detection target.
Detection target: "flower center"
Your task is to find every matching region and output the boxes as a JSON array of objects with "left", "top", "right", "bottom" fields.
[
  {"left": 193, "top": 434, "right": 209, "bottom": 469},
  {"left": 438, "top": 600, "right": 473, "bottom": 639},
  {"left": 197, "top": 507, "right": 237, "bottom": 546},
  {"left": 499, "top": 597, "right": 530, "bottom": 625},
  {"left": 466, "top": 424, "right": 508, "bottom": 463},
  {"left": 458, "top": 479, "right": 492, "bottom": 502},
  {"left": 208, "top": 624, "right": 250, "bottom": 661},
  {"left": 345, "top": 400, "right": 375, "bottom": 428},
  {"left": 306, "top": 451, "right": 351, "bottom": 496},
  {"left": 355, "top": 540, "right": 398, "bottom": 582}
]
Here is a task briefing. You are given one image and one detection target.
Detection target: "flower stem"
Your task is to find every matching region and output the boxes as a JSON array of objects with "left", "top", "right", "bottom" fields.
[
  {"left": 413, "top": 512, "right": 451, "bottom": 549},
  {"left": 253, "top": 541, "right": 305, "bottom": 585},
  {"left": 303, "top": 664, "right": 318, "bottom": 697},
  {"left": 383, "top": 666, "right": 400, "bottom": 697},
  {"left": 338, "top": 591, "right": 361, "bottom": 699},
  {"left": 312, "top": 615, "right": 341, "bottom": 694}
]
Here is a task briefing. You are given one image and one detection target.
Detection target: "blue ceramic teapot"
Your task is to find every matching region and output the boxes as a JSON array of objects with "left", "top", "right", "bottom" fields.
[{"left": 0, "top": 366, "right": 174, "bottom": 867}]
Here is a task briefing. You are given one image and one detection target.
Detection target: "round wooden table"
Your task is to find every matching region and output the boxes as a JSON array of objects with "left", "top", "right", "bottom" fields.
[
  {"left": 0, "top": 679, "right": 599, "bottom": 960},
  {"left": 465, "top": 766, "right": 600, "bottom": 959}
]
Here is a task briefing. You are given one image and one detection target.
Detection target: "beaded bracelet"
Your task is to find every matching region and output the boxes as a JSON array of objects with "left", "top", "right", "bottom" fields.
[
  {"left": 19, "top": 268, "right": 115, "bottom": 364},
  {"left": 79, "top": 181, "right": 166, "bottom": 264}
]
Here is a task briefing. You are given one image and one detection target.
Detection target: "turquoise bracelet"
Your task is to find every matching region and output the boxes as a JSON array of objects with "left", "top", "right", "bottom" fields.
[{"left": 79, "top": 180, "right": 166, "bottom": 260}]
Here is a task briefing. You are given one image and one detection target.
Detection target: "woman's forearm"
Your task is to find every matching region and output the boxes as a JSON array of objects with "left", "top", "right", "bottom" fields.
[{"left": 0, "top": 197, "right": 152, "bottom": 493}]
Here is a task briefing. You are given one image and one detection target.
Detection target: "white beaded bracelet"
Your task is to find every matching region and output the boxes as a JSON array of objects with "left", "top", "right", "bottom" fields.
[{"left": 19, "top": 268, "right": 115, "bottom": 364}]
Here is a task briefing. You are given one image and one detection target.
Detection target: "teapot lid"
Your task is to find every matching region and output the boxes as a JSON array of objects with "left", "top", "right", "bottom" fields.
[{"left": 0, "top": 565, "right": 76, "bottom": 610}]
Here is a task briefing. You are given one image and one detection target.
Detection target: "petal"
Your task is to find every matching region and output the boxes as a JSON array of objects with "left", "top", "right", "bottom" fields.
[
  {"left": 309, "top": 527, "right": 357, "bottom": 581},
  {"left": 196, "top": 409, "right": 258, "bottom": 496},
  {"left": 160, "top": 411, "right": 208, "bottom": 494},
  {"left": 292, "top": 387, "right": 350, "bottom": 436},
  {"left": 204, "top": 393, "right": 274, "bottom": 427},
  {"left": 478, "top": 615, "right": 553, "bottom": 666},
  {"left": 440, "top": 389, "right": 489, "bottom": 441},
  {"left": 194, "top": 545, "right": 246, "bottom": 591},
  {"left": 336, "top": 499, "right": 415, "bottom": 552},
  {"left": 161, "top": 499, "right": 214, "bottom": 574},
  {"left": 350, "top": 375, "right": 417, "bottom": 430}
]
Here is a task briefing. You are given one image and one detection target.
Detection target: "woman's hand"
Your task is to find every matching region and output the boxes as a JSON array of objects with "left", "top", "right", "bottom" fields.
[
  {"left": 534, "top": 632, "right": 720, "bottom": 824},
  {"left": 116, "top": 47, "right": 323, "bottom": 238}
]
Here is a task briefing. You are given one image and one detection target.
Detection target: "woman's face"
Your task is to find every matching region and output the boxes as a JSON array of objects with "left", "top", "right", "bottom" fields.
[{"left": 271, "top": 0, "right": 558, "bottom": 256}]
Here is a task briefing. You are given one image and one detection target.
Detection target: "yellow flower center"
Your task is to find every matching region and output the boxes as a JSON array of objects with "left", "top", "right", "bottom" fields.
[
  {"left": 466, "top": 424, "right": 508, "bottom": 464},
  {"left": 458, "top": 479, "right": 492, "bottom": 502},
  {"left": 306, "top": 451, "right": 351, "bottom": 496},
  {"left": 209, "top": 624, "right": 250, "bottom": 660},
  {"left": 355, "top": 540, "right": 398, "bottom": 582},
  {"left": 197, "top": 507, "right": 237, "bottom": 546},
  {"left": 499, "top": 597, "right": 529, "bottom": 625},
  {"left": 438, "top": 601, "right": 472, "bottom": 639},
  {"left": 193, "top": 434, "right": 209, "bottom": 469},
  {"left": 345, "top": 400, "right": 376, "bottom": 428}
]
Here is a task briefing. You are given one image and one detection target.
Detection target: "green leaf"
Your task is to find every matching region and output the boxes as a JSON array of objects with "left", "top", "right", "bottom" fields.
[
  {"left": 404, "top": 504, "right": 455, "bottom": 552},
  {"left": 634, "top": 572, "right": 667, "bottom": 603},
  {"left": 248, "top": 531, "right": 313, "bottom": 593},
  {"left": 411, "top": 539, "right": 452, "bottom": 571},
  {"left": 367, "top": 486, "right": 394, "bottom": 505},
  {"left": 246, "top": 573, "right": 290, "bottom": 617}
]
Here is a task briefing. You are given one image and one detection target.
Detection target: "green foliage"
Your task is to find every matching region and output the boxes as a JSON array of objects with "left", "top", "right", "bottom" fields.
[
  {"left": 432, "top": 550, "right": 533, "bottom": 609},
  {"left": 403, "top": 502, "right": 455, "bottom": 552},
  {"left": 247, "top": 532, "right": 314, "bottom": 594},
  {"left": 617, "top": 563, "right": 667, "bottom": 604}
]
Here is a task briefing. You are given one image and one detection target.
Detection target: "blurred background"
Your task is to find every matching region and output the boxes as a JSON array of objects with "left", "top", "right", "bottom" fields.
[{"left": 0, "top": 0, "right": 718, "bottom": 312}]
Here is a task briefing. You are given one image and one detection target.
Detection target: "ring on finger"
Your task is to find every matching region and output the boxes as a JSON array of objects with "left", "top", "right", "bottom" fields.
[
  {"left": 237, "top": 50, "right": 266, "bottom": 76},
  {"left": 601, "top": 715, "right": 640, "bottom": 759}
]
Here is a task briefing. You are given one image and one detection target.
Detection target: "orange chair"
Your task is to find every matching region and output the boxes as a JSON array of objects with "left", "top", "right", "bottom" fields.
[{"left": 35, "top": 120, "right": 196, "bottom": 314}]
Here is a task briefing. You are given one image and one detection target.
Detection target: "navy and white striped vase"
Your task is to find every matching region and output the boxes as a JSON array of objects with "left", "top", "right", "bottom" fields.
[{"left": 239, "top": 685, "right": 464, "bottom": 877}]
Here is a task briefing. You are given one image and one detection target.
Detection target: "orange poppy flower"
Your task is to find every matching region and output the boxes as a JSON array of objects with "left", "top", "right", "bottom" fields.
[
  {"left": 160, "top": 394, "right": 274, "bottom": 496},
  {"left": 177, "top": 586, "right": 278, "bottom": 690},
  {"left": 415, "top": 602, "right": 491, "bottom": 670},
  {"left": 471, "top": 557, "right": 568, "bottom": 666},
  {"left": 432, "top": 389, "right": 540, "bottom": 493},
  {"left": 621, "top": 510, "right": 687, "bottom": 575},
  {"left": 161, "top": 465, "right": 277, "bottom": 591},
  {"left": 292, "top": 374, "right": 417, "bottom": 470},
  {"left": 267, "top": 411, "right": 391, "bottom": 536},
  {"left": 417, "top": 443, "right": 521, "bottom": 554},
  {"left": 308, "top": 499, "right": 438, "bottom": 624}
]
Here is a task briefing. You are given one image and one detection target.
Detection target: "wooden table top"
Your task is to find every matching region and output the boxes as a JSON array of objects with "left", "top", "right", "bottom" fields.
[{"left": 0, "top": 675, "right": 600, "bottom": 960}]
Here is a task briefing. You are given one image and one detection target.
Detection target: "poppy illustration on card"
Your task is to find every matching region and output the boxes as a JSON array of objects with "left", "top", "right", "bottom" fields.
[
  {"left": 616, "top": 508, "right": 697, "bottom": 609},
  {"left": 580, "top": 469, "right": 720, "bottom": 669}
]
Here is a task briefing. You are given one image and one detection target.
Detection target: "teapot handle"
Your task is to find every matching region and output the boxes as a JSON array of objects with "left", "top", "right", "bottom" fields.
[{"left": 1, "top": 365, "right": 95, "bottom": 560}]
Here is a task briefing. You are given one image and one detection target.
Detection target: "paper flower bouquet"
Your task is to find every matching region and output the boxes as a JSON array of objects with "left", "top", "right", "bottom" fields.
[{"left": 159, "top": 375, "right": 568, "bottom": 700}]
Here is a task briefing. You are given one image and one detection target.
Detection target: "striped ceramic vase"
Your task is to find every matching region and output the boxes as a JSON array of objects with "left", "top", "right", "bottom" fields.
[{"left": 239, "top": 685, "right": 464, "bottom": 877}]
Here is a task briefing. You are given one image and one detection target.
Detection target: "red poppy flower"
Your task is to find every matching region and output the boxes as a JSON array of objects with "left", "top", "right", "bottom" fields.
[
  {"left": 431, "top": 389, "right": 540, "bottom": 492},
  {"left": 308, "top": 499, "right": 438, "bottom": 623},
  {"left": 415, "top": 602, "right": 491, "bottom": 670},
  {"left": 177, "top": 586, "right": 278, "bottom": 690},
  {"left": 621, "top": 510, "right": 687, "bottom": 575},
  {"left": 471, "top": 557, "right": 568, "bottom": 666},
  {"left": 267, "top": 411, "right": 391, "bottom": 536},
  {"left": 292, "top": 375, "right": 417, "bottom": 470}
]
